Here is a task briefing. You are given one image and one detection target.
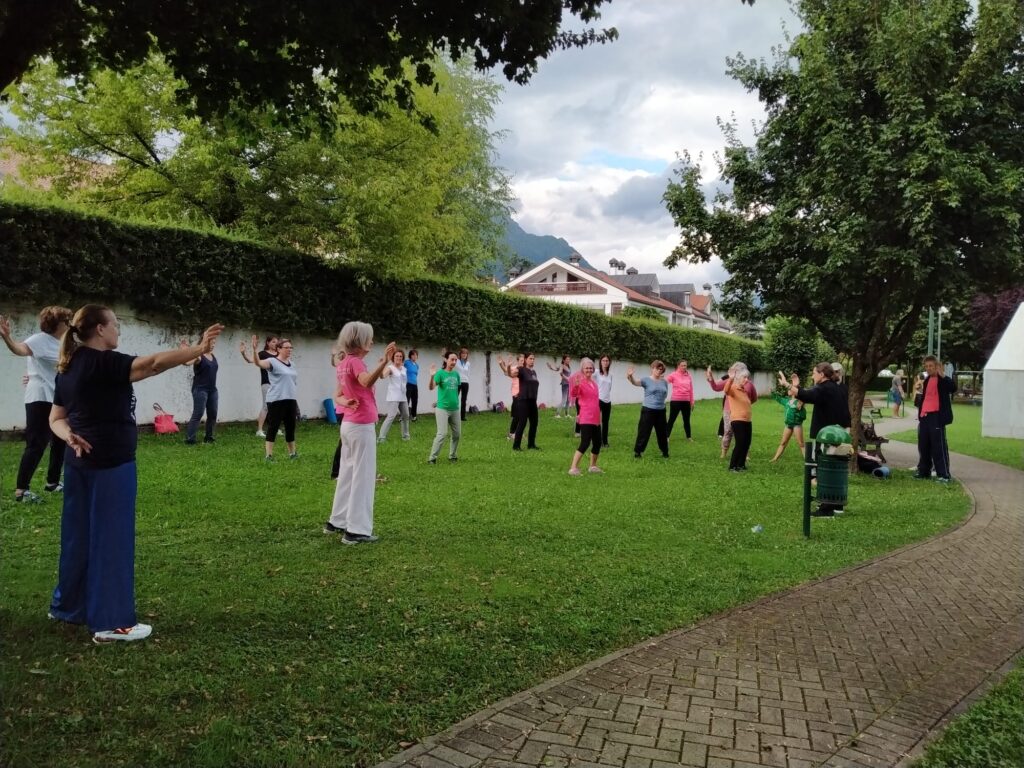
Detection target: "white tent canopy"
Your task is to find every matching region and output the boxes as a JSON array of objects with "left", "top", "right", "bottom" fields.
[{"left": 982, "top": 302, "right": 1024, "bottom": 439}]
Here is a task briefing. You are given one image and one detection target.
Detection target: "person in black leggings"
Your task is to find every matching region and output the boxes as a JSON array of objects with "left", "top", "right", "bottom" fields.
[
  {"left": 1, "top": 306, "right": 72, "bottom": 502},
  {"left": 507, "top": 352, "right": 540, "bottom": 450}
]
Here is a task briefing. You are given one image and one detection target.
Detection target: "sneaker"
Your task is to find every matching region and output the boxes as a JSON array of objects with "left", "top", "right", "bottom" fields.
[
  {"left": 204, "top": 437, "right": 216, "bottom": 444},
  {"left": 935, "top": 477, "right": 951, "bottom": 484},
  {"left": 341, "top": 532, "right": 379, "bottom": 545},
  {"left": 568, "top": 468, "right": 582, "bottom": 476},
  {"left": 427, "top": 458, "right": 437, "bottom": 464},
  {"left": 377, "top": 438, "right": 386, "bottom": 444},
  {"left": 811, "top": 506, "right": 835, "bottom": 518},
  {"left": 402, "top": 436, "right": 410, "bottom": 441},
  {"left": 588, "top": 466, "right": 604, "bottom": 474},
  {"left": 256, "top": 430, "right": 266, "bottom": 438},
  {"left": 449, "top": 457, "right": 458, "bottom": 463},
  {"left": 92, "top": 623, "right": 152, "bottom": 644},
  {"left": 411, "top": 416, "right": 417, "bottom": 422},
  {"left": 264, "top": 455, "right": 275, "bottom": 463},
  {"left": 554, "top": 414, "right": 562, "bottom": 419},
  {"left": 834, "top": 507, "right": 845, "bottom": 515},
  {"left": 528, "top": 445, "right": 541, "bottom": 450},
  {"left": 634, "top": 453, "right": 642, "bottom": 459},
  {"left": 911, "top": 472, "right": 930, "bottom": 480},
  {"left": 323, "top": 521, "right": 345, "bottom": 535},
  {"left": 44, "top": 482, "right": 63, "bottom": 493},
  {"left": 289, "top": 452, "right": 299, "bottom": 460},
  {"left": 14, "top": 491, "right": 44, "bottom": 504}
]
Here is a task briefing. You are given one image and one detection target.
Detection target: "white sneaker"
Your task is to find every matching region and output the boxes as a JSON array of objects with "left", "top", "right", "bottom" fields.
[
  {"left": 588, "top": 466, "right": 605, "bottom": 474},
  {"left": 92, "top": 623, "right": 152, "bottom": 644},
  {"left": 255, "top": 430, "right": 266, "bottom": 438}
]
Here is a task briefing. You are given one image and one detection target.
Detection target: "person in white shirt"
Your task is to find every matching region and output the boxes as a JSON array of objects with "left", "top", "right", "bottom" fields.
[
  {"left": 378, "top": 349, "right": 411, "bottom": 442},
  {"left": 455, "top": 347, "right": 472, "bottom": 421},
  {"left": 1, "top": 306, "right": 73, "bottom": 503},
  {"left": 596, "top": 355, "right": 614, "bottom": 447}
]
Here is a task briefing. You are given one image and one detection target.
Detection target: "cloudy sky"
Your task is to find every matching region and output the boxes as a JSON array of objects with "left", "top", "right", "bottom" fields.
[{"left": 491, "top": 0, "right": 801, "bottom": 289}]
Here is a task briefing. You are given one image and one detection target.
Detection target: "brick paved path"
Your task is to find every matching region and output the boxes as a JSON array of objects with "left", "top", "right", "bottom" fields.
[{"left": 379, "top": 425, "right": 1023, "bottom": 768}]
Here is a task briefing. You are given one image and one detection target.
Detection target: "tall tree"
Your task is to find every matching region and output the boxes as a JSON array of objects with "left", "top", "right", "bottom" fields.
[
  {"left": 0, "top": 0, "right": 618, "bottom": 126},
  {"left": 1, "top": 55, "right": 512, "bottom": 277},
  {"left": 663, "top": 0, "right": 1024, "bottom": 446}
]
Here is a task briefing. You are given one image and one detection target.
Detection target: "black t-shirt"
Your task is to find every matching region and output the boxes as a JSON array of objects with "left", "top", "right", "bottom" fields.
[
  {"left": 258, "top": 350, "right": 276, "bottom": 386},
  {"left": 517, "top": 366, "right": 540, "bottom": 401},
  {"left": 53, "top": 347, "right": 137, "bottom": 469}
]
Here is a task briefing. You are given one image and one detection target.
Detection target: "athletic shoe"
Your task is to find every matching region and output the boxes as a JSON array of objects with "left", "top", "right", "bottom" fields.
[
  {"left": 634, "top": 453, "right": 642, "bottom": 459},
  {"left": 811, "top": 506, "right": 835, "bottom": 518},
  {"left": 44, "top": 482, "right": 63, "bottom": 493},
  {"left": 411, "top": 416, "right": 417, "bottom": 422},
  {"left": 568, "top": 468, "right": 581, "bottom": 476},
  {"left": 834, "top": 507, "right": 845, "bottom": 515},
  {"left": 427, "top": 458, "right": 437, "bottom": 464},
  {"left": 935, "top": 477, "right": 951, "bottom": 484},
  {"left": 554, "top": 414, "right": 562, "bottom": 419},
  {"left": 323, "top": 521, "right": 345, "bottom": 535},
  {"left": 588, "top": 466, "right": 604, "bottom": 474},
  {"left": 729, "top": 467, "right": 742, "bottom": 473},
  {"left": 342, "top": 533, "right": 379, "bottom": 545},
  {"left": 92, "top": 623, "right": 152, "bottom": 644},
  {"left": 256, "top": 430, "right": 266, "bottom": 438},
  {"left": 204, "top": 437, "right": 216, "bottom": 444},
  {"left": 449, "top": 457, "right": 459, "bottom": 463},
  {"left": 911, "top": 472, "right": 930, "bottom": 480},
  {"left": 402, "top": 436, "right": 410, "bottom": 441},
  {"left": 264, "top": 455, "right": 275, "bottom": 463},
  {"left": 14, "top": 491, "right": 43, "bottom": 504},
  {"left": 528, "top": 445, "right": 541, "bottom": 450},
  {"left": 289, "top": 452, "right": 299, "bottom": 460},
  {"left": 377, "top": 438, "right": 386, "bottom": 444}
]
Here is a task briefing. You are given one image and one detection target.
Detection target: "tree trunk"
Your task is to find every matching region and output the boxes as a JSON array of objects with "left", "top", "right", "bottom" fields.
[
  {"left": 847, "top": 355, "right": 877, "bottom": 473},
  {"left": 0, "top": 0, "right": 73, "bottom": 94}
]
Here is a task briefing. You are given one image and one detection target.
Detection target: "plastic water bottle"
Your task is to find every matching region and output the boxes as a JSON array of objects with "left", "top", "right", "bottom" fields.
[{"left": 751, "top": 524, "right": 764, "bottom": 534}]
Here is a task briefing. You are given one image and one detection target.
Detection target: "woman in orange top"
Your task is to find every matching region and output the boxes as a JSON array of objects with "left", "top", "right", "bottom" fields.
[{"left": 722, "top": 368, "right": 753, "bottom": 471}]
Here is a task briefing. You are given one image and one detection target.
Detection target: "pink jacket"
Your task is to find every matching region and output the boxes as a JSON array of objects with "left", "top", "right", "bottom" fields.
[{"left": 569, "top": 374, "right": 600, "bottom": 426}]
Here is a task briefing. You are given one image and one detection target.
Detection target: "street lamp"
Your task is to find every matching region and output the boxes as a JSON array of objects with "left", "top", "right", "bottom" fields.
[{"left": 937, "top": 306, "right": 949, "bottom": 360}]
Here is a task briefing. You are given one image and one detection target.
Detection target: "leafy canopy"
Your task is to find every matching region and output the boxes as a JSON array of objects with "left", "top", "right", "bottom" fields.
[
  {"left": 664, "top": 0, "right": 1023, "bottom": 392},
  {"left": 1, "top": 55, "right": 512, "bottom": 278},
  {"left": 0, "top": 0, "right": 618, "bottom": 127}
]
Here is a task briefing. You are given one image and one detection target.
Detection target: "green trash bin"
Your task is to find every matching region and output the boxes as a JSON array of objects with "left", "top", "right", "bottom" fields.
[{"left": 816, "top": 452, "right": 849, "bottom": 504}]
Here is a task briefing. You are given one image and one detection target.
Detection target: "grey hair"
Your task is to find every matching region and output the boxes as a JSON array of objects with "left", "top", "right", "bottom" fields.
[
  {"left": 731, "top": 361, "right": 749, "bottom": 376},
  {"left": 338, "top": 321, "right": 374, "bottom": 353},
  {"left": 580, "top": 357, "right": 595, "bottom": 369}
]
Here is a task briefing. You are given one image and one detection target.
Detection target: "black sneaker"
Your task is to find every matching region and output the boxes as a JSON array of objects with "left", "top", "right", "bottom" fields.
[
  {"left": 449, "top": 457, "right": 458, "bottom": 463},
  {"left": 323, "top": 521, "right": 344, "bottom": 535},
  {"left": 634, "top": 452, "right": 642, "bottom": 459},
  {"left": 44, "top": 482, "right": 63, "bottom": 493},
  {"left": 528, "top": 445, "right": 541, "bottom": 450},
  {"left": 427, "top": 458, "right": 437, "bottom": 464},
  {"left": 342, "top": 532, "right": 379, "bottom": 545},
  {"left": 811, "top": 506, "right": 835, "bottom": 518},
  {"left": 204, "top": 437, "right": 216, "bottom": 444}
]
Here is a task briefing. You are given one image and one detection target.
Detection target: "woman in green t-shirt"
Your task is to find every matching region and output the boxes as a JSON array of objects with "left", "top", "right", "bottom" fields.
[{"left": 428, "top": 352, "right": 461, "bottom": 463}]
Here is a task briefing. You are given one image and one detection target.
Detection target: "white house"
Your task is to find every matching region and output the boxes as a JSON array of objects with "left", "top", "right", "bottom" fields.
[{"left": 502, "top": 256, "right": 732, "bottom": 332}]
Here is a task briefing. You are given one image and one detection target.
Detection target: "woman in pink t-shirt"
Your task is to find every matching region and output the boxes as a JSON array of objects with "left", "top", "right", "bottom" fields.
[
  {"left": 665, "top": 359, "right": 696, "bottom": 442},
  {"left": 323, "top": 322, "right": 395, "bottom": 545},
  {"left": 567, "top": 358, "right": 603, "bottom": 475}
]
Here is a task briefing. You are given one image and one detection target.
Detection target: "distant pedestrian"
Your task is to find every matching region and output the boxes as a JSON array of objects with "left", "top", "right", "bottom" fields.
[
  {"left": 378, "top": 349, "right": 410, "bottom": 442},
  {"left": 596, "top": 355, "right": 613, "bottom": 447},
  {"left": 912, "top": 355, "right": 956, "bottom": 483},
  {"left": 455, "top": 347, "right": 471, "bottom": 421},
  {"left": 428, "top": 352, "right": 461, "bottom": 463},
  {"left": 404, "top": 349, "right": 420, "bottom": 421},
  {"left": 324, "top": 322, "right": 395, "bottom": 544},
  {"left": 547, "top": 355, "right": 572, "bottom": 418},
  {"left": 0, "top": 306, "right": 73, "bottom": 502},
  {"left": 890, "top": 369, "right": 906, "bottom": 417},
  {"left": 251, "top": 335, "right": 298, "bottom": 461},
  {"left": 239, "top": 336, "right": 278, "bottom": 437},
  {"left": 568, "top": 358, "right": 603, "bottom": 475},
  {"left": 627, "top": 360, "right": 669, "bottom": 459},
  {"left": 665, "top": 359, "right": 695, "bottom": 441}
]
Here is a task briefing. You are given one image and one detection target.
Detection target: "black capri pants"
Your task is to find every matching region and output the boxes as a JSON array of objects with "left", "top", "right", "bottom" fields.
[
  {"left": 577, "top": 424, "right": 602, "bottom": 456},
  {"left": 265, "top": 399, "right": 297, "bottom": 443}
]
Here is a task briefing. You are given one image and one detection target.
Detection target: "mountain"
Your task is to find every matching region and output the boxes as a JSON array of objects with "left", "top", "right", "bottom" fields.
[{"left": 483, "top": 217, "right": 592, "bottom": 282}]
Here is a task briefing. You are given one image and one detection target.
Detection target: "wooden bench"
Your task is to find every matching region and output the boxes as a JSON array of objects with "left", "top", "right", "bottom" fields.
[
  {"left": 860, "top": 420, "right": 889, "bottom": 462},
  {"left": 862, "top": 398, "right": 883, "bottom": 420}
]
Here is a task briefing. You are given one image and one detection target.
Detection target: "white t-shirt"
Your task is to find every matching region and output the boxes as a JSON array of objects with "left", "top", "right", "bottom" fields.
[
  {"left": 385, "top": 363, "right": 407, "bottom": 402},
  {"left": 455, "top": 359, "right": 470, "bottom": 386},
  {"left": 596, "top": 371, "right": 613, "bottom": 403},
  {"left": 266, "top": 357, "right": 298, "bottom": 402},
  {"left": 24, "top": 332, "right": 61, "bottom": 404}
]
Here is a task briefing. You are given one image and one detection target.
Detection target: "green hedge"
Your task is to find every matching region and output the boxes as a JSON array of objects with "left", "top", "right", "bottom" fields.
[{"left": 0, "top": 200, "right": 763, "bottom": 368}]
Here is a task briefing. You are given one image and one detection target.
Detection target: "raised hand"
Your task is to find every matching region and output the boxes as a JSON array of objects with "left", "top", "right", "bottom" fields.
[
  {"left": 0, "top": 315, "right": 11, "bottom": 338},
  {"left": 251, "top": 334, "right": 259, "bottom": 352},
  {"left": 429, "top": 364, "right": 438, "bottom": 376},
  {"left": 199, "top": 324, "right": 225, "bottom": 354},
  {"left": 238, "top": 341, "right": 247, "bottom": 354},
  {"left": 777, "top": 371, "right": 788, "bottom": 387},
  {"left": 706, "top": 365, "right": 713, "bottom": 380},
  {"left": 384, "top": 341, "right": 397, "bottom": 362},
  {"left": 626, "top": 366, "right": 635, "bottom": 378},
  {"left": 179, "top": 337, "right": 190, "bottom": 349}
]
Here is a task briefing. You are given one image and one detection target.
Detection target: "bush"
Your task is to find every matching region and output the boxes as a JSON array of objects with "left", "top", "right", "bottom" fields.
[{"left": 1, "top": 200, "right": 764, "bottom": 368}]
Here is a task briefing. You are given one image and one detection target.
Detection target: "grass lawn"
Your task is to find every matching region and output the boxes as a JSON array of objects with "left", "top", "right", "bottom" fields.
[
  {"left": 888, "top": 403, "right": 1024, "bottom": 469},
  {"left": 915, "top": 660, "right": 1024, "bottom": 767},
  {"left": 2, "top": 400, "right": 969, "bottom": 768}
]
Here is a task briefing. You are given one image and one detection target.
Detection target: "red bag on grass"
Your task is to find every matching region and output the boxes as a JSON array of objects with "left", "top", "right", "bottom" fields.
[{"left": 153, "top": 403, "right": 179, "bottom": 434}]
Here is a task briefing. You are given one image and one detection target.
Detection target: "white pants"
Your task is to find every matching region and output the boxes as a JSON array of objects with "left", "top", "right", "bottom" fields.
[
  {"left": 429, "top": 409, "right": 461, "bottom": 461},
  {"left": 329, "top": 422, "right": 377, "bottom": 536},
  {"left": 379, "top": 400, "right": 410, "bottom": 440}
]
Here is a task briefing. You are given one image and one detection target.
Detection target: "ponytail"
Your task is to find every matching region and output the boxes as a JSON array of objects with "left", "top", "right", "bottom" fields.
[
  {"left": 813, "top": 362, "right": 836, "bottom": 381},
  {"left": 58, "top": 304, "right": 110, "bottom": 372}
]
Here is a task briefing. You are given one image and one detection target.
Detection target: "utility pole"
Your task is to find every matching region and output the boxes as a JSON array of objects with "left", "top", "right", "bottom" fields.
[{"left": 926, "top": 307, "right": 935, "bottom": 356}]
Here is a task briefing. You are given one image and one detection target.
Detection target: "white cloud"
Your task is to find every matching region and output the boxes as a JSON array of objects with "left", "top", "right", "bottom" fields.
[{"left": 492, "top": 0, "right": 800, "bottom": 293}]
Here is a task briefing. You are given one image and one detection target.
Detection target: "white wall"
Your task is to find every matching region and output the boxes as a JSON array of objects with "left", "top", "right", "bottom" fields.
[{"left": 1, "top": 304, "right": 771, "bottom": 430}]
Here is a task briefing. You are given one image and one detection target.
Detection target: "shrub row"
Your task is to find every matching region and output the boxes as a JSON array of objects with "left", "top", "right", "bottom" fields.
[{"left": 1, "top": 200, "right": 764, "bottom": 369}]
